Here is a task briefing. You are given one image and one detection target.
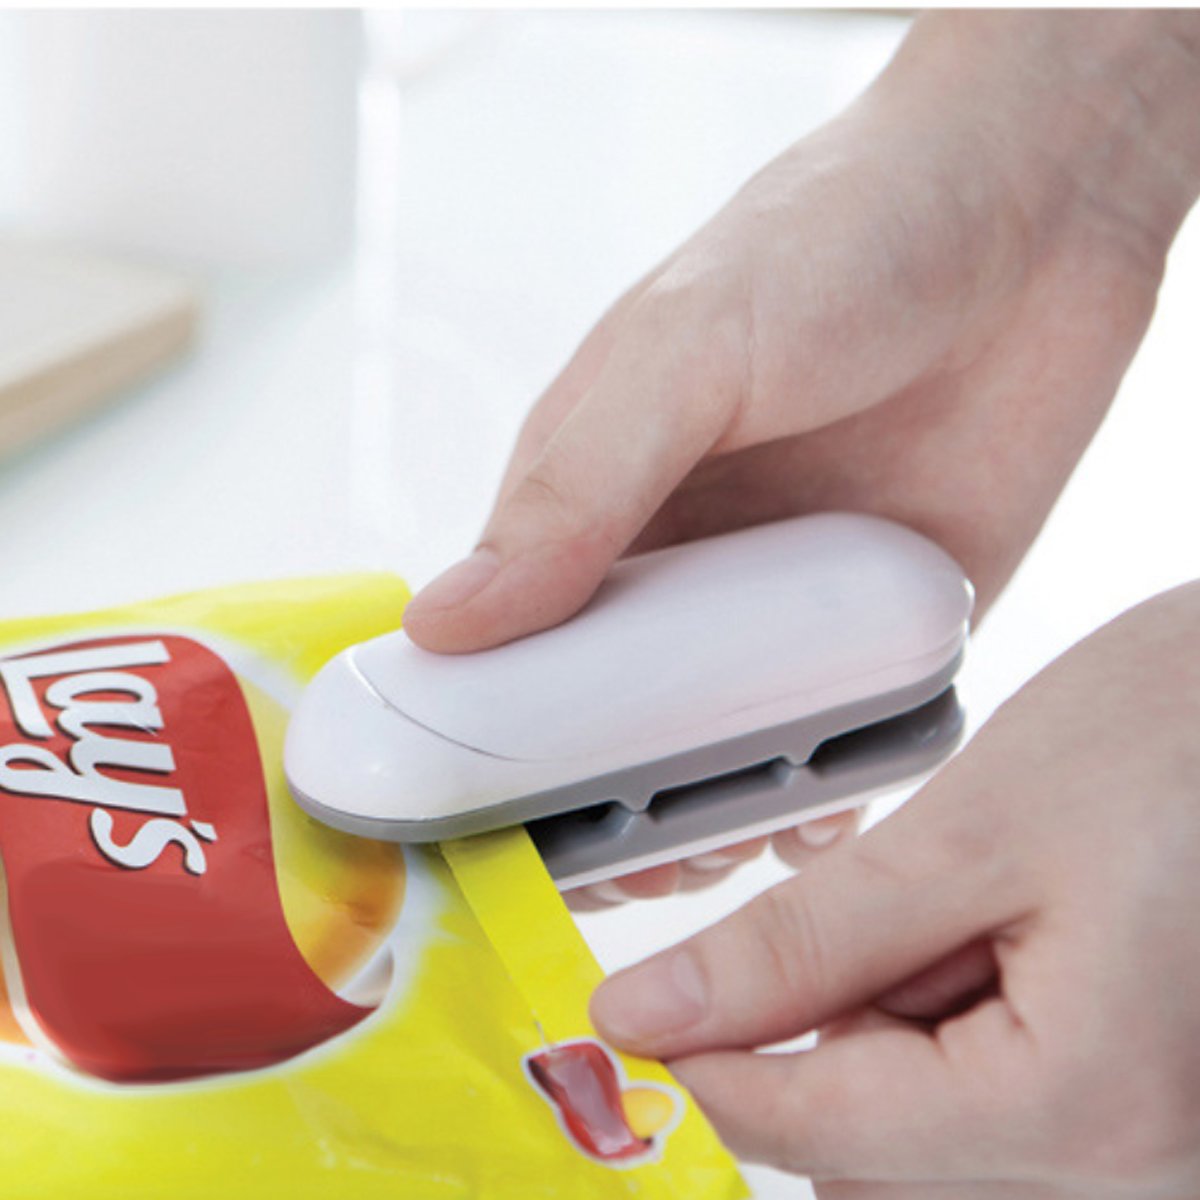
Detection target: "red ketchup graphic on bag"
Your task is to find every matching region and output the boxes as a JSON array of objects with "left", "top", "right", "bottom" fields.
[
  {"left": 0, "top": 635, "right": 375, "bottom": 1083},
  {"left": 525, "top": 1039, "right": 681, "bottom": 1165}
]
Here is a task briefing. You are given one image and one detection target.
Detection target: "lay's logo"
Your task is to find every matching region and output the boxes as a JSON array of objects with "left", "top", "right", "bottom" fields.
[
  {"left": 0, "top": 634, "right": 372, "bottom": 1084},
  {"left": 0, "top": 638, "right": 219, "bottom": 876}
]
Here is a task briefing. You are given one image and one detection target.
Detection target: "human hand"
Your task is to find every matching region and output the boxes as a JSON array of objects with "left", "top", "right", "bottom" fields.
[
  {"left": 405, "top": 11, "right": 1200, "bottom": 901},
  {"left": 590, "top": 581, "right": 1200, "bottom": 1197},
  {"left": 563, "top": 814, "right": 859, "bottom": 912}
]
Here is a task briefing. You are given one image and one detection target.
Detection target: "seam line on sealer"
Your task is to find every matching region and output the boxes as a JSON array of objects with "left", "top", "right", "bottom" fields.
[{"left": 346, "top": 649, "right": 522, "bottom": 763}]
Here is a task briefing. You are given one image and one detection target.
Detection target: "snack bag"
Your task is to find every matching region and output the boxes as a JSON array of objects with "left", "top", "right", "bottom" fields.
[{"left": 0, "top": 576, "right": 746, "bottom": 1199}]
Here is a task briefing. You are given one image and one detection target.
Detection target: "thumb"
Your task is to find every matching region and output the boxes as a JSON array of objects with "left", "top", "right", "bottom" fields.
[
  {"left": 402, "top": 284, "right": 746, "bottom": 652},
  {"left": 589, "top": 775, "right": 1029, "bottom": 1059}
]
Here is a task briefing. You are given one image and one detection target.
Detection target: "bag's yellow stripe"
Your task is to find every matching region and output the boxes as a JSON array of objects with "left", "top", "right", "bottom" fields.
[
  {"left": 442, "top": 828, "right": 748, "bottom": 1199},
  {"left": 442, "top": 828, "right": 603, "bottom": 1041}
]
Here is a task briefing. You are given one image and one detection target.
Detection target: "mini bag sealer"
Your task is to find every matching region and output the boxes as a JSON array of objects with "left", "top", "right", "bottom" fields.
[{"left": 285, "top": 513, "right": 973, "bottom": 890}]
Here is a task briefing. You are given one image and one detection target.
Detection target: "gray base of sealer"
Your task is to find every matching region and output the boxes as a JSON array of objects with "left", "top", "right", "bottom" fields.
[
  {"left": 532, "top": 685, "right": 962, "bottom": 889},
  {"left": 292, "top": 653, "right": 963, "bottom": 886}
]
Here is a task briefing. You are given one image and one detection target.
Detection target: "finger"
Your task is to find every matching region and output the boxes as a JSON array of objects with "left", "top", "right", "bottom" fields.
[
  {"left": 565, "top": 863, "right": 683, "bottom": 910},
  {"left": 492, "top": 274, "right": 660, "bottom": 512},
  {"left": 676, "top": 861, "right": 742, "bottom": 893},
  {"left": 563, "top": 887, "right": 621, "bottom": 913},
  {"left": 572, "top": 837, "right": 769, "bottom": 907},
  {"left": 671, "top": 996, "right": 1030, "bottom": 1181},
  {"left": 590, "top": 766, "right": 1031, "bottom": 1058},
  {"left": 590, "top": 861, "right": 683, "bottom": 902},
  {"left": 677, "top": 838, "right": 771, "bottom": 892},
  {"left": 813, "top": 945, "right": 1000, "bottom": 1038},
  {"left": 402, "top": 281, "right": 747, "bottom": 652},
  {"left": 814, "top": 1005, "right": 908, "bottom": 1055},
  {"left": 568, "top": 863, "right": 689, "bottom": 909},
  {"left": 403, "top": 279, "right": 644, "bottom": 656},
  {"left": 684, "top": 836, "right": 771, "bottom": 873},
  {"left": 875, "top": 939, "right": 998, "bottom": 1024},
  {"left": 772, "top": 811, "right": 861, "bottom": 869},
  {"left": 610, "top": 836, "right": 768, "bottom": 897}
]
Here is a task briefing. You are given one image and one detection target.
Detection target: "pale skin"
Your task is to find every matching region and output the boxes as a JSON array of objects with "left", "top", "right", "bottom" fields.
[{"left": 403, "top": 10, "right": 1200, "bottom": 1193}]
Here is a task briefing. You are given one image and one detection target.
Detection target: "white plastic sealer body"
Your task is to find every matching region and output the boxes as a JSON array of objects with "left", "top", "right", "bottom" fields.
[{"left": 285, "top": 513, "right": 972, "bottom": 887}]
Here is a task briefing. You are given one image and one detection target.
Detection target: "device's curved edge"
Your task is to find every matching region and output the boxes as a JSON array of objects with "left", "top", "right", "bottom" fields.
[{"left": 283, "top": 647, "right": 521, "bottom": 837}]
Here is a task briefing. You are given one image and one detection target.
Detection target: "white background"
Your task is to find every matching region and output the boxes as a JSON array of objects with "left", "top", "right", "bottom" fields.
[{"left": 1, "top": 11, "right": 1198, "bottom": 1197}]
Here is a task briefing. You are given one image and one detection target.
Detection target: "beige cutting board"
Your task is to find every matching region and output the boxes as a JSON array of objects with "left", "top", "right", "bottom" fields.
[{"left": 0, "top": 241, "right": 199, "bottom": 457}]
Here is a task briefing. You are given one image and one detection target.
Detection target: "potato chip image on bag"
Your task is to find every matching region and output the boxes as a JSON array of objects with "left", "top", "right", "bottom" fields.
[{"left": 0, "top": 576, "right": 745, "bottom": 1199}]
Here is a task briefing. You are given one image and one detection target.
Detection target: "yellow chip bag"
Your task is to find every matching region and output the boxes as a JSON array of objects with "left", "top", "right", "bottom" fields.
[{"left": 0, "top": 576, "right": 746, "bottom": 1198}]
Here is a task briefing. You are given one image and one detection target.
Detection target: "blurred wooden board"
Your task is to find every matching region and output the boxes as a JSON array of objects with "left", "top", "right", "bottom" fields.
[{"left": 0, "top": 241, "right": 198, "bottom": 458}]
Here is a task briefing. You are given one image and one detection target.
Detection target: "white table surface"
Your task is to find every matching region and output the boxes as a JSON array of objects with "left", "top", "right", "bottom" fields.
[{"left": 1, "top": 11, "right": 1198, "bottom": 1198}]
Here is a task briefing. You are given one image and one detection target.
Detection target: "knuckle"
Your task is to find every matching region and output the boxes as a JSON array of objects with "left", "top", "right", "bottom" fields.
[
  {"left": 748, "top": 882, "right": 831, "bottom": 1022},
  {"left": 507, "top": 460, "right": 624, "bottom": 562},
  {"left": 511, "top": 464, "right": 575, "bottom": 526}
]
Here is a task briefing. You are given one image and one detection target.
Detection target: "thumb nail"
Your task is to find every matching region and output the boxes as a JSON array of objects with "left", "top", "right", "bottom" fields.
[
  {"left": 591, "top": 949, "right": 707, "bottom": 1049},
  {"left": 409, "top": 547, "right": 501, "bottom": 615}
]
